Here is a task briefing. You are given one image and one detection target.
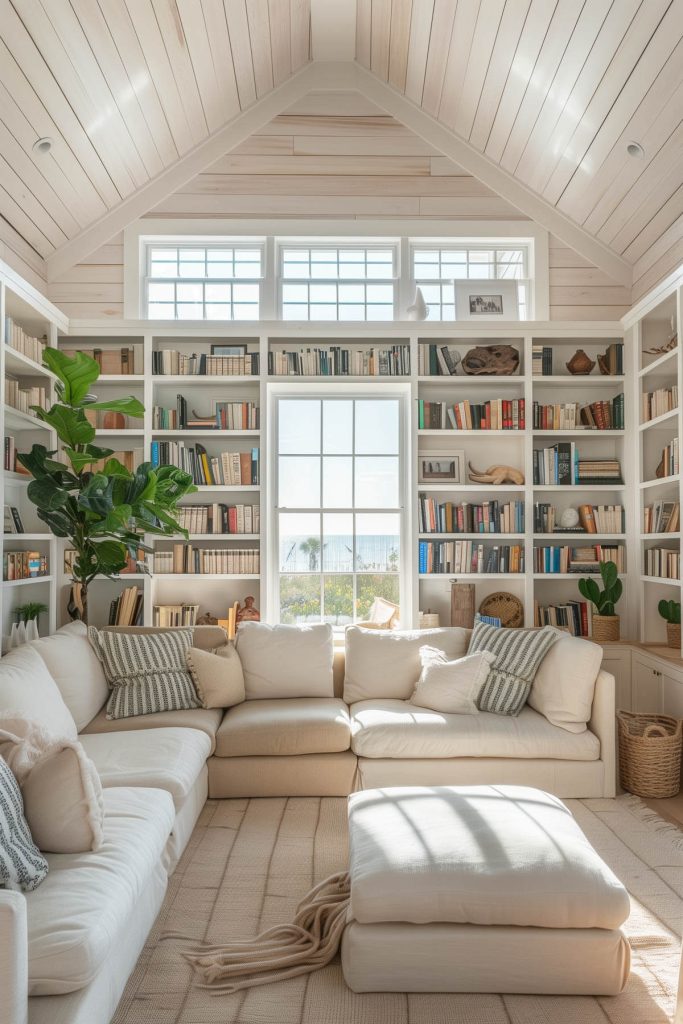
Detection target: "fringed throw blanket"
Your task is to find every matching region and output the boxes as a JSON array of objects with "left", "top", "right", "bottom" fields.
[{"left": 173, "top": 871, "right": 351, "bottom": 994}]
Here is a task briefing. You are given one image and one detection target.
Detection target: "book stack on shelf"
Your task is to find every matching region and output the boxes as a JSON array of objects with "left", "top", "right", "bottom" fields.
[
  {"left": 154, "top": 546, "right": 260, "bottom": 575},
  {"left": 64, "top": 549, "right": 144, "bottom": 576},
  {"left": 642, "top": 386, "right": 678, "bottom": 421},
  {"left": 600, "top": 342, "right": 624, "bottom": 375},
  {"left": 3, "top": 505, "right": 24, "bottom": 534},
  {"left": 532, "top": 345, "right": 553, "bottom": 375},
  {"left": 645, "top": 548, "right": 680, "bottom": 580},
  {"left": 643, "top": 501, "right": 680, "bottom": 534},
  {"left": 5, "top": 379, "right": 47, "bottom": 416},
  {"left": 153, "top": 604, "right": 199, "bottom": 627},
  {"left": 268, "top": 344, "right": 409, "bottom": 377},
  {"left": 533, "top": 503, "right": 624, "bottom": 534},
  {"left": 153, "top": 397, "right": 259, "bottom": 431},
  {"left": 3, "top": 551, "right": 48, "bottom": 581},
  {"left": 418, "top": 496, "right": 524, "bottom": 534},
  {"left": 418, "top": 344, "right": 491, "bottom": 376},
  {"left": 532, "top": 395, "right": 624, "bottom": 430},
  {"left": 152, "top": 350, "right": 259, "bottom": 375},
  {"left": 533, "top": 445, "right": 622, "bottom": 485},
  {"left": 535, "top": 599, "right": 592, "bottom": 637},
  {"left": 4, "top": 317, "right": 46, "bottom": 364},
  {"left": 150, "top": 442, "right": 259, "bottom": 486},
  {"left": 108, "top": 586, "right": 143, "bottom": 625},
  {"left": 62, "top": 345, "right": 141, "bottom": 374},
  {"left": 417, "top": 398, "right": 524, "bottom": 430},
  {"left": 419, "top": 540, "right": 524, "bottom": 575},
  {"left": 533, "top": 544, "right": 624, "bottom": 574},
  {"left": 657, "top": 438, "right": 679, "bottom": 478},
  {"left": 176, "top": 503, "right": 260, "bottom": 535}
]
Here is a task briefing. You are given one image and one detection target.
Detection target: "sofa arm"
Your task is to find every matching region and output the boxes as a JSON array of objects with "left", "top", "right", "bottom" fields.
[
  {"left": 589, "top": 668, "right": 616, "bottom": 798},
  {"left": 0, "top": 889, "right": 28, "bottom": 1024}
]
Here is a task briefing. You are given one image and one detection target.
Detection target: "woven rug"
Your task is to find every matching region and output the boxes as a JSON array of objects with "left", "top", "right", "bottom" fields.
[{"left": 112, "top": 795, "right": 683, "bottom": 1024}]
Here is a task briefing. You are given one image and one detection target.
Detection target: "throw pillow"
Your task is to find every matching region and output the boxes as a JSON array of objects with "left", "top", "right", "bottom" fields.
[
  {"left": 528, "top": 631, "right": 603, "bottom": 732},
  {"left": 410, "top": 647, "right": 496, "bottom": 714},
  {"left": 468, "top": 621, "right": 560, "bottom": 716},
  {"left": 186, "top": 644, "right": 246, "bottom": 709},
  {"left": 88, "top": 627, "right": 200, "bottom": 720},
  {"left": 0, "top": 755, "right": 48, "bottom": 892},
  {"left": 31, "top": 620, "right": 109, "bottom": 731},
  {"left": 0, "top": 715, "right": 104, "bottom": 854},
  {"left": 235, "top": 622, "right": 334, "bottom": 699},
  {"left": 0, "top": 644, "right": 78, "bottom": 740}
]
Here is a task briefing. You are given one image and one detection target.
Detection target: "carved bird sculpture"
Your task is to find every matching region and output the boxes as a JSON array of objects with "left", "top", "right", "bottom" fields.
[{"left": 468, "top": 462, "right": 525, "bottom": 485}]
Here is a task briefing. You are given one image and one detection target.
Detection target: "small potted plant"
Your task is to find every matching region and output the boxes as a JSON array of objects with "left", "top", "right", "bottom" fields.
[
  {"left": 578, "top": 561, "right": 622, "bottom": 642},
  {"left": 658, "top": 599, "right": 681, "bottom": 649}
]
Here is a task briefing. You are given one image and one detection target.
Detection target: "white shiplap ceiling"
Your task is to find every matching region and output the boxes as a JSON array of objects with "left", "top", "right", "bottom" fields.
[{"left": 0, "top": 0, "right": 681, "bottom": 290}]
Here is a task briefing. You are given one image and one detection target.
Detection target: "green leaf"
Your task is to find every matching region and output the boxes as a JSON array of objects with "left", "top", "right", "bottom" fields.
[
  {"left": 88, "top": 505, "right": 133, "bottom": 535},
  {"left": 15, "top": 444, "right": 56, "bottom": 479},
  {"left": 91, "top": 539, "right": 129, "bottom": 576},
  {"left": 85, "top": 396, "right": 145, "bottom": 419},
  {"left": 42, "top": 349, "right": 100, "bottom": 406},
  {"left": 600, "top": 560, "right": 618, "bottom": 590},
  {"left": 27, "top": 477, "right": 69, "bottom": 512},
  {"left": 63, "top": 445, "right": 114, "bottom": 473},
  {"left": 77, "top": 474, "right": 115, "bottom": 515},
  {"left": 101, "top": 458, "right": 133, "bottom": 478},
  {"left": 35, "top": 507, "right": 74, "bottom": 537},
  {"left": 32, "top": 405, "right": 96, "bottom": 447}
]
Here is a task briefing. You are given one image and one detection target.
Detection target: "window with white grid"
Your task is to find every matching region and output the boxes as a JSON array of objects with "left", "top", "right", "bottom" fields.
[
  {"left": 146, "top": 245, "right": 263, "bottom": 320},
  {"left": 279, "top": 245, "right": 397, "bottom": 321},
  {"left": 412, "top": 246, "right": 530, "bottom": 320}
]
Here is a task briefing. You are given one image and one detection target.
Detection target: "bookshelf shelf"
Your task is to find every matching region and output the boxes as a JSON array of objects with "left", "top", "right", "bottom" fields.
[
  {"left": 153, "top": 375, "right": 259, "bottom": 384},
  {"left": 532, "top": 375, "right": 625, "bottom": 386},
  {"left": 94, "top": 429, "right": 144, "bottom": 437},
  {"left": 418, "top": 483, "right": 525, "bottom": 493},
  {"left": 639, "top": 408, "right": 678, "bottom": 431},
  {"left": 419, "top": 573, "right": 523, "bottom": 580},
  {"left": 418, "top": 428, "right": 522, "bottom": 437},
  {"left": 2, "top": 575, "right": 53, "bottom": 588},
  {"left": 98, "top": 374, "right": 145, "bottom": 383},
  {"left": 639, "top": 348, "right": 678, "bottom": 378},
  {"left": 154, "top": 573, "right": 261, "bottom": 581},
  {"left": 193, "top": 484, "right": 261, "bottom": 492},
  {"left": 640, "top": 474, "right": 680, "bottom": 490},
  {"left": 2, "top": 471, "right": 30, "bottom": 486},
  {"left": 640, "top": 575, "right": 680, "bottom": 587},
  {"left": 160, "top": 533, "right": 261, "bottom": 541},
  {"left": 4, "top": 407, "right": 51, "bottom": 432},
  {"left": 533, "top": 533, "right": 625, "bottom": 541},
  {"left": 533, "top": 484, "right": 626, "bottom": 492},
  {"left": 4, "top": 532, "right": 52, "bottom": 541},
  {"left": 531, "top": 429, "right": 625, "bottom": 437},
  {"left": 418, "top": 533, "right": 525, "bottom": 540},
  {"left": 416, "top": 375, "right": 522, "bottom": 386},
  {"left": 151, "top": 429, "right": 260, "bottom": 438},
  {"left": 4, "top": 346, "right": 54, "bottom": 379},
  {"left": 533, "top": 572, "right": 624, "bottom": 581},
  {"left": 641, "top": 531, "right": 681, "bottom": 540}
]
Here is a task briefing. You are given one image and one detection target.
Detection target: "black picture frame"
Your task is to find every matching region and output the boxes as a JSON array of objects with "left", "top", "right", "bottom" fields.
[{"left": 210, "top": 343, "right": 247, "bottom": 356}]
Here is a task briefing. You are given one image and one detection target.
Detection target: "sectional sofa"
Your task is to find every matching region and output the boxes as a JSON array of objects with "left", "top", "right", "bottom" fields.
[{"left": 0, "top": 619, "right": 616, "bottom": 1024}]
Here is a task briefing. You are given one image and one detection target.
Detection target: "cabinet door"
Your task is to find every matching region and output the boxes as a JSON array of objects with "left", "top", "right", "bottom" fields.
[
  {"left": 601, "top": 650, "right": 631, "bottom": 712},
  {"left": 631, "top": 657, "right": 663, "bottom": 714},
  {"left": 662, "top": 670, "right": 683, "bottom": 718}
]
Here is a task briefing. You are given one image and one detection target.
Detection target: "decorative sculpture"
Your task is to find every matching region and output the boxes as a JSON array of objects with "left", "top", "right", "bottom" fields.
[
  {"left": 236, "top": 596, "right": 260, "bottom": 623},
  {"left": 566, "top": 349, "right": 595, "bottom": 375},
  {"left": 406, "top": 286, "right": 428, "bottom": 321},
  {"left": 196, "top": 612, "right": 219, "bottom": 626},
  {"left": 461, "top": 344, "right": 519, "bottom": 376},
  {"left": 467, "top": 462, "right": 525, "bottom": 485}
]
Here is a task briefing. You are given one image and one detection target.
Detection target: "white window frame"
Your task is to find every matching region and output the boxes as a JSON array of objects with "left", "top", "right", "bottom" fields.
[{"left": 410, "top": 242, "right": 531, "bottom": 320}]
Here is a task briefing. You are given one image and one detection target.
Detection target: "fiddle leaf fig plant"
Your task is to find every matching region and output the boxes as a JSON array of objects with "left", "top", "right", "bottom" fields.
[
  {"left": 577, "top": 560, "right": 622, "bottom": 616},
  {"left": 17, "top": 349, "right": 197, "bottom": 623}
]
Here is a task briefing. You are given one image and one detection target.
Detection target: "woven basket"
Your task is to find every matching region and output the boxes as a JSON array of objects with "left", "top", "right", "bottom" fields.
[
  {"left": 618, "top": 711, "right": 682, "bottom": 798},
  {"left": 478, "top": 592, "right": 524, "bottom": 628},
  {"left": 667, "top": 622, "right": 681, "bottom": 649},
  {"left": 592, "top": 614, "right": 620, "bottom": 642}
]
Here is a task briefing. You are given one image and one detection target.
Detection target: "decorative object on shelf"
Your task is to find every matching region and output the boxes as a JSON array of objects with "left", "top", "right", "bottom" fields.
[
  {"left": 566, "top": 349, "right": 596, "bottom": 375},
  {"left": 8, "top": 620, "right": 27, "bottom": 648},
  {"left": 196, "top": 612, "right": 219, "bottom": 626},
  {"left": 17, "top": 350, "right": 196, "bottom": 625},
  {"left": 418, "top": 610, "right": 440, "bottom": 629},
  {"left": 559, "top": 507, "right": 580, "bottom": 529},
  {"left": 643, "top": 315, "right": 677, "bottom": 355},
  {"left": 101, "top": 411, "right": 126, "bottom": 430},
  {"left": 578, "top": 560, "right": 622, "bottom": 641},
  {"left": 236, "top": 596, "right": 260, "bottom": 623},
  {"left": 478, "top": 592, "right": 524, "bottom": 629},
  {"left": 453, "top": 278, "right": 519, "bottom": 321},
  {"left": 658, "top": 599, "right": 681, "bottom": 649},
  {"left": 419, "top": 450, "right": 465, "bottom": 484},
  {"left": 461, "top": 344, "right": 519, "bottom": 376},
  {"left": 617, "top": 711, "right": 682, "bottom": 798},
  {"left": 467, "top": 462, "right": 525, "bottom": 485},
  {"left": 655, "top": 451, "right": 667, "bottom": 478},
  {"left": 14, "top": 602, "right": 48, "bottom": 642},
  {"left": 450, "top": 583, "right": 475, "bottom": 629},
  {"left": 406, "top": 286, "right": 428, "bottom": 321}
]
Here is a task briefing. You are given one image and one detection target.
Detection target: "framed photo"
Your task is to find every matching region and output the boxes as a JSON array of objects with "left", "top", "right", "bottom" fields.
[
  {"left": 210, "top": 343, "right": 247, "bottom": 356},
  {"left": 419, "top": 450, "right": 465, "bottom": 484},
  {"left": 454, "top": 279, "right": 519, "bottom": 321}
]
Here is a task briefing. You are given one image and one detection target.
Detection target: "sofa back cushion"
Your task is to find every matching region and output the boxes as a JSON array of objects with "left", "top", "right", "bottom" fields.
[
  {"left": 528, "top": 631, "right": 603, "bottom": 733},
  {"left": 343, "top": 626, "right": 470, "bottom": 703},
  {"left": 469, "top": 622, "right": 560, "bottom": 716},
  {"left": 30, "top": 621, "right": 108, "bottom": 731},
  {"left": 0, "top": 645, "right": 77, "bottom": 739},
  {"left": 235, "top": 622, "right": 334, "bottom": 699}
]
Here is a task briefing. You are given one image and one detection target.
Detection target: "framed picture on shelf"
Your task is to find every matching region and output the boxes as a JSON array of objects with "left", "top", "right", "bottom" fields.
[
  {"left": 419, "top": 450, "right": 465, "bottom": 484},
  {"left": 454, "top": 279, "right": 519, "bottom": 321},
  {"left": 210, "top": 343, "right": 247, "bottom": 357}
]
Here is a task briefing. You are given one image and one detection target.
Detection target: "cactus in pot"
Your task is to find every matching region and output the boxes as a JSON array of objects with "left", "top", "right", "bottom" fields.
[
  {"left": 578, "top": 560, "right": 622, "bottom": 642},
  {"left": 658, "top": 599, "right": 681, "bottom": 649}
]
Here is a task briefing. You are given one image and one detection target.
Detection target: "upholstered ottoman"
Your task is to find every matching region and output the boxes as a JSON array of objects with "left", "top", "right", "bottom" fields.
[{"left": 341, "top": 785, "right": 631, "bottom": 994}]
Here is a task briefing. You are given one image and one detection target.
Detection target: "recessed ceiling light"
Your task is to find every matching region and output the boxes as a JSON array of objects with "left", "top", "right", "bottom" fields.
[
  {"left": 33, "top": 137, "right": 53, "bottom": 155},
  {"left": 626, "top": 141, "right": 644, "bottom": 158}
]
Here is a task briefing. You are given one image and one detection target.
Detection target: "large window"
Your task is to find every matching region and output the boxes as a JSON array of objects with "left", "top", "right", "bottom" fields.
[
  {"left": 146, "top": 244, "right": 263, "bottom": 319},
  {"left": 279, "top": 245, "right": 396, "bottom": 321},
  {"left": 412, "top": 245, "right": 529, "bottom": 320},
  {"left": 275, "top": 396, "right": 403, "bottom": 626}
]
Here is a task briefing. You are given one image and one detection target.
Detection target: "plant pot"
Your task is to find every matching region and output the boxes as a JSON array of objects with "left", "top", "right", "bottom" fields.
[
  {"left": 666, "top": 622, "right": 681, "bottom": 649},
  {"left": 592, "top": 614, "right": 620, "bottom": 642},
  {"left": 25, "top": 618, "right": 39, "bottom": 642}
]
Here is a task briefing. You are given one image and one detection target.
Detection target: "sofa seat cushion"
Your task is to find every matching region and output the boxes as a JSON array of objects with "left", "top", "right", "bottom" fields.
[
  {"left": 26, "top": 786, "right": 175, "bottom": 995},
  {"left": 79, "top": 727, "right": 211, "bottom": 809},
  {"left": 215, "top": 698, "right": 351, "bottom": 757},
  {"left": 30, "top": 621, "right": 109, "bottom": 731},
  {"left": 81, "top": 706, "right": 223, "bottom": 754},
  {"left": 350, "top": 700, "right": 600, "bottom": 761}
]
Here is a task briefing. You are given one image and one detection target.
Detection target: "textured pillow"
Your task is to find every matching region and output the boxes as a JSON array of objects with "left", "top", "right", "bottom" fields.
[
  {"left": 31, "top": 620, "right": 109, "bottom": 730},
  {"left": 0, "top": 755, "right": 48, "bottom": 892},
  {"left": 0, "top": 644, "right": 77, "bottom": 740},
  {"left": 0, "top": 715, "right": 103, "bottom": 854},
  {"left": 235, "top": 622, "right": 334, "bottom": 699},
  {"left": 186, "top": 645, "right": 246, "bottom": 709},
  {"left": 344, "top": 626, "right": 470, "bottom": 703},
  {"left": 528, "top": 631, "right": 603, "bottom": 733},
  {"left": 410, "top": 647, "right": 496, "bottom": 715},
  {"left": 88, "top": 627, "right": 200, "bottom": 720},
  {"left": 468, "top": 622, "right": 560, "bottom": 716}
]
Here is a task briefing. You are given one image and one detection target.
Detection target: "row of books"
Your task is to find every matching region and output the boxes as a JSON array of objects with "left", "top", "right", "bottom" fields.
[
  {"left": 531, "top": 343, "right": 623, "bottom": 377},
  {"left": 108, "top": 586, "right": 143, "bottom": 626},
  {"left": 642, "top": 386, "right": 678, "bottom": 422},
  {"left": 62, "top": 346, "right": 141, "bottom": 375},
  {"left": 152, "top": 350, "right": 260, "bottom": 376},
  {"left": 657, "top": 438, "right": 679, "bottom": 478},
  {"left": 4, "top": 317, "right": 46, "bottom": 364},
  {"left": 418, "top": 541, "right": 524, "bottom": 574},
  {"left": 268, "top": 345, "right": 410, "bottom": 377},
  {"left": 5, "top": 379, "right": 46, "bottom": 417},
  {"left": 150, "top": 442, "right": 260, "bottom": 486},
  {"left": 3, "top": 505, "right": 24, "bottom": 533},
  {"left": 532, "top": 503, "right": 624, "bottom": 534},
  {"left": 3, "top": 551, "right": 48, "bottom": 581},
  {"left": 533, "top": 444, "right": 622, "bottom": 486},
  {"left": 644, "top": 548, "right": 680, "bottom": 580},
  {"left": 417, "top": 398, "right": 525, "bottom": 431},
  {"left": 534, "top": 599, "right": 592, "bottom": 638},
  {"left": 175, "top": 503, "right": 260, "bottom": 535},
  {"left": 153, "top": 547, "right": 260, "bottom": 575},
  {"left": 532, "top": 345, "right": 553, "bottom": 376},
  {"left": 152, "top": 397, "right": 259, "bottom": 431},
  {"left": 531, "top": 395, "right": 624, "bottom": 431},
  {"left": 417, "top": 344, "right": 520, "bottom": 377},
  {"left": 643, "top": 502, "right": 680, "bottom": 534},
  {"left": 418, "top": 497, "right": 524, "bottom": 535},
  {"left": 533, "top": 545, "right": 624, "bottom": 574},
  {"left": 153, "top": 604, "right": 199, "bottom": 627}
]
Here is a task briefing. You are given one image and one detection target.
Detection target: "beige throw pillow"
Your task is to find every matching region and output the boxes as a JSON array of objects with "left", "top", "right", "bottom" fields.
[
  {"left": 186, "top": 645, "right": 246, "bottom": 709},
  {"left": 410, "top": 647, "right": 496, "bottom": 714}
]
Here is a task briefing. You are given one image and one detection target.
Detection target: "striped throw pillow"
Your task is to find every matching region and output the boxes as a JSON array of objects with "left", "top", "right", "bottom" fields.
[
  {"left": 468, "top": 622, "right": 560, "bottom": 716},
  {"left": 88, "top": 627, "right": 200, "bottom": 720},
  {"left": 0, "top": 756, "right": 48, "bottom": 892}
]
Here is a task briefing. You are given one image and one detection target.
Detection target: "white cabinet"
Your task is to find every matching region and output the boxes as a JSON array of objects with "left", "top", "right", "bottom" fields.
[
  {"left": 662, "top": 669, "right": 683, "bottom": 718},
  {"left": 600, "top": 646, "right": 632, "bottom": 711},
  {"left": 631, "top": 654, "right": 663, "bottom": 714}
]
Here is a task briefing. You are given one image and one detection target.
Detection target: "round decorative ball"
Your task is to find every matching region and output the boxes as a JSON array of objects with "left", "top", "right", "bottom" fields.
[{"left": 560, "top": 508, "right": 580, "bottom": 528}]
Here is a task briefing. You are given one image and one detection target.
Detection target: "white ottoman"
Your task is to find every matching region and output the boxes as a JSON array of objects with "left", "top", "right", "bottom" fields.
[{"left": 342, "top": 785, "right": 631, "bottom": 994}]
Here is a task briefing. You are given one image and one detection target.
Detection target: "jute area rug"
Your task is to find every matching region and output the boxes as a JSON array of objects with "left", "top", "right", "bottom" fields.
[{"left": 113, "top": 795, "right": 683, "bottom": 1024}]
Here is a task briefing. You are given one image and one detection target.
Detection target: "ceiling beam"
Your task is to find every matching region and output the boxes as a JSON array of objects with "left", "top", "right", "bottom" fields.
[{"left": 310, "top": 0, "right": 357, "bottom": 60}]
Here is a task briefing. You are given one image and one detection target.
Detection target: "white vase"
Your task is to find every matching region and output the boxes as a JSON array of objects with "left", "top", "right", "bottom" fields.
[
  {"left": 406, "top": 286, "right": 428, "bottom": 321},
  {"left": 10, "top": 621, "right": 27, "bottom": 648},
  {"left": 25, "top": 619, "right": 39, "bottom": 642}
]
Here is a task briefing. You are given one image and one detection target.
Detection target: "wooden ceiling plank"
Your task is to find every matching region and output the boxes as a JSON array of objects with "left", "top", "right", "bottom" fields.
[
  {"left": 290, "top": 0, "right": 310, "bottom": 71},
  {"left": 632, "top": 215, "right": 683, "bottom": 288},
  {"left": 207, "top": 153, "right": 432, "bottom": 174},
  {"left": 484, "top": 0, "right": 556, "bottom": 164},
  {"left": 611, "top": 149, "right": 683, "bottom": 255},
  {"left": 224, "top": 0, "right": 257, "bottom": 107},
  {"left": 268, "top": 0, "right": 292, "bottom": 86},
  {"left": 0, "top": 181, "right": 55, "bottom": 257},
  {"left": 174, "top": 172, "right": 497, "bottom": 197},
  {"left": 151, "top": 192, "right": 422, "bottom": 215},
  {"left": 418, "top": 196, "right": 527, "bottom": 218},
  {"left": 149, "top": 0, "right": 209, "bottom": 142},
  {"left": 262, "top": 113, "right": 415, "bottom": 135},
  {"left": 452, "top": 0, "right": 506, "bottom": 141},
  {"left": 437, "top": 0, "right": 482, "bottom": 129},
  {"left": 293, "top": 133, "right": 439, "bottom": 155},
  {"left": 283, "top": 90, "right": 384, "bottom": 115},
  {"left": 246, "top": 0, "right": 275, "bottom": 97},
  {"left": 0, "top": 216, "right": 47, "bottom": 280},
  {"left": 420, "top": 0, "right": 457, "bottom": 118},
  {"left": 370, "top": 0, "right": 391, "bottom": 81},
  {"left": 388, "top": 0, "right": 412, "bottom": 93},
  {"left": 404, "top": 0, "right": 434, "bottom": 104},
  {"left": 174, "top": 0, "right": 228, "bottom": 134},
  {"left": 468, "top": 0, "right": 532, "bottom": 151},
  {"left": 0, "top": 151, "right": 68, "bottom": 248},
  {"left": 622, "top": 182, "right": 683, "bottom": 263},
  {"left": 198, "top": 0, "right": 242, "bottom": 121},
  {"left": 356, "top": 0, "right": 371, "bottom": 68}
]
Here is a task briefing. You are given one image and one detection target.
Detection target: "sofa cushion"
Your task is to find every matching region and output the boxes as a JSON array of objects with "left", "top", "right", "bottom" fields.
[
  {"left": 468, "top": 622, "right": 560, "bottom": 716},
  {"left": 26, "top": 786, "right": 175, "bottom": 995},
  {"left": 0, "top": 755, "right": 48, "bottom": 892},
  {"left": 350, "top": 700, "right": 600, "bottom": 761},
  {"left": 30, "top": 621, "right": 108, "bottom": 731},
  {"left": 410, "top": 648, "right": 495, "bottom": 714},
  {"left": 235, "top": 622, "right": 334, "bottom": 699},
  {"left": 529, "top": 632, "right": 603, "bottom": 733},
  {"left": 0, "top": 645, "right": 77, "bottom": 740},
  {"left": 186, "top": 644, "right": 245, "bottom": 709},
  {"left": 79, "top": 727, "right": 211, "bottom": 808},
  {"left": 81, "top": 706, "right": 222, "bottom": 754},
  {"left": 344, "top": 626, "right": 470, "bottom": 703},
  {"left": 215, "top": 698, "right": 351, "bottom": 757}
]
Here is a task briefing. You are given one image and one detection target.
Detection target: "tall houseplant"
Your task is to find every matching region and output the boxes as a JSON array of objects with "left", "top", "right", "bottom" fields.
[
  {"left": 578, "top": 560, "right": 623, "bottom": 642},
  {"left": 17, "top": 350, "right": 196, "bottom": 624}
]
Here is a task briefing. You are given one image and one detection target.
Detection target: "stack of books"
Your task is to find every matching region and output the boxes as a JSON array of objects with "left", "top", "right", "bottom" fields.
[
  {"left": 419, "top": 344, "right": 472, "bottom": 376},
  {"left": 533, "top": 545, "right": 624, "bottom": 574},
  {"left": 532, "top": 395, "right": 624, "bottom": 430},
  {"left": 576, "top": 459, "right": 622, "bottom": 485},
  {"left": 5, "top": 379, "right": 46, "bottom": 416},
  {"left": 418, "top": 540, "right": 524, "bottom": 574},
  {"left": 643, "top": 501, "right": 680, "bottom": 534},
  {"left": 268, "top": 345, "right": 409, "bottom": 377},
  {"left": 108, "top": 586, "right": 143, "bottom": 625},
  {"left": 600, "top": 342, "right": 624, "bottom": 375},
  {"left": 4, "top": 317, "right": 46, "bottom": 364},
  {"left": 150, "top": 442, "right": 259, "bottom": 486},
  {"left": 534, "top": 599, "right": 591, "bottom": 637},
  {"left": 533, "top": 443, "right": 577, "bottom": 485},
  {"left": 645, "top": 548, "right": 680, "bottom": 579},
  {"left": 153, "top": 604, "right": 199, "bottom": 627},
  {"left": 62, "top": 345, "right": 141, "bottom": 374},
  {"left": 418, "top": 496, "right": 524, "bottom": 534},
  {"left": 3, "top": 550, "right": 48, "bottom": 580},
  {"left": 533, "top": 503, "right": 624, "bottom": 534},
  {"left": 3, "top": 505, "right": 24, "bottom": 533},
  {"left": 532, "top": 345, "right": 553, "bottom": 375},
  {"left": 152, "top": 351, "right": 259, "bottom": 375},
  {"left": 176, "top": 503, "right": 260, "bottom": 534},
  {"left": 417, "top": 398, "right": 525, "bottom": 430},
  {"left": 154, "top": 547, "right": 260, "bottom": 575},
  {"left": 658, "top": 438, "right": 679, "bottom": 478},
  {"left": 642, "top": 386, "right": 678, "bottom": 422},
  {"left": 153, "top": 398, "right": 259, "bottom": 431}
]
